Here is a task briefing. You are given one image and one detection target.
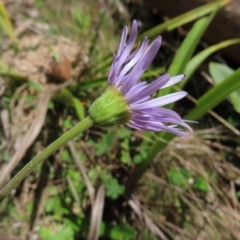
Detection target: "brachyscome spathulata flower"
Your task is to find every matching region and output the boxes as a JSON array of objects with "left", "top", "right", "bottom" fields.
[{"left": 89, "top": 20, "right": 192, "bottom": 137}]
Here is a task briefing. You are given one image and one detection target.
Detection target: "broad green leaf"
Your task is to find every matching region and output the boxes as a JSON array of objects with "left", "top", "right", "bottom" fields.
[
  {"left": 209, "top": 62, "right": 240, "bottom": 113},
  {"left": 137, "top": 0, "right": 229, "bottom": 39},
  {"left": 100, "top": 222, "right": 137, "bottom": 240},
  {"left": 209, "top": 62, "right": 234, "bottom": 82},
  {"left": 0, "top": 0, "right": 17, "bottom": 42},
  {"left": 182, "top": 39, "right": 240, "bottom": 87},
  {"left": 186, "top": 68, "right": 240, "bottom": 120}
]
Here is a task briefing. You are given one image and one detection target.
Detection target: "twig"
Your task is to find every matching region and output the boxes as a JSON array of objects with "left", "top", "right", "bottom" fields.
[
  {"left": 87, "top": 185, "right": 105, "bottom": 240},
  {"left": 129, "top": 195, "right": 168, "bottom": 240}
]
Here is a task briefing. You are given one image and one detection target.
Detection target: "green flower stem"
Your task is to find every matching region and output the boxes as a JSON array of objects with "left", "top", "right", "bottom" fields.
[{"left": 0, "top": 116, "right": 93, "bottom": 202}]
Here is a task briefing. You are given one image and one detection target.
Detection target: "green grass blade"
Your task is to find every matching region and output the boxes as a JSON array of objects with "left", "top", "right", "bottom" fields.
[
  {"left": 137, "top": 0, "right": 229, "bottom": 39},
  {"left": 142, "top": 13, "right": 218, "bottom": 148},
  {"left": 55, "top": 88, "right": 85, "bottom": 120},
  {"left": 168, "top": 13, "right": 217, "bottom": 77},
  {"left": 80, "top": 77, "right": 107, "bottom": 90},
  {"left": 182, "top": 39, "right": 240, "bottom": 87},
  {"left": 97, "top": 0, "right": 229, "bottom": 76},
  {"left": 186, "top": 68, "right": 240, "bottom": 120},
  {"left": 158, "top": 9, "right": 217, "bottom": 103},
  {"left": 0, "top": 62, "right": 27, "bottom": 80},
  {"left": 0, "top": 0, "right": 17, "bottom": 42}
]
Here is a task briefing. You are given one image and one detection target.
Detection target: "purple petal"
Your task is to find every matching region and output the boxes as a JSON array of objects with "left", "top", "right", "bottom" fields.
[
  {"left": 161, "top": 74, "right": 185, "bottom": 89},
  {"left": 125, "top": 81, "right": 147, "bottom": 97},
  {"left": 113, "top": 21, "right": 138, "bottom": 76},
  {"left": 126, "top": 74, "right": 170, "bottom": 103},
  {"left": 130, "top": 91, "right": 187, "bottom": 110},
  {"left": 131, "top": 96, "right": 150, "bottom": 104},
  {"left": 116, "top": 26, "right": 128, "bottom": 58},
  {"left": 138, "top": 108, "right": 181, "bottom": 118},
  {"left": 121, "top": 36, "right": 162, "bottom": 94},
  {"left": 128, "top": 119, "right": 189, "bottom": 137},
  {"left": 116, "top": 38, "right": 148, "bottom": 87}
]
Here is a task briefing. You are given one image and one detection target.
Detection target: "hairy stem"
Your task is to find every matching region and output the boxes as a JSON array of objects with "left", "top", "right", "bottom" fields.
[{"left": 0, "top": 116, "right": 93, "bottom": 202}]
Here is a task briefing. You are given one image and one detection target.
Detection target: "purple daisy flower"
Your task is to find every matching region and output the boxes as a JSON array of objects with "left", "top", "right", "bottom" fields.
[{"left": 89, "top": 20, "right": 191, "bottom": 137}]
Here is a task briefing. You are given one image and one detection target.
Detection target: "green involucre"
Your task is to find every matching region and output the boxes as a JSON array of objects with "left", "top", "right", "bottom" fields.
[{"left": 89, "top": 87, "right": 130, "bottom": 127}]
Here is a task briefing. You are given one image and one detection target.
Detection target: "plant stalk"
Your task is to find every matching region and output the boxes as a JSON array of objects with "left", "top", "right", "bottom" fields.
[{"left": 0, "top": 116, "right": 93, "bottom": 202}]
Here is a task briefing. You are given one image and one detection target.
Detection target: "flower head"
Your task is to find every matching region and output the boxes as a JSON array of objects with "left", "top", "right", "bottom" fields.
[{"left": 89, "top": 20, "right": 192, "bottom": 137}]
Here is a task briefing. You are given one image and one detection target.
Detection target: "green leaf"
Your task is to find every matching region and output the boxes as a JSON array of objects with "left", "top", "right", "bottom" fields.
[
  {"left": 209, "top": 62, "right": 240, "bottom": 113},
  {"left": 186, "top": 68, "right": 240, "bottom": 120},
  {"left": 95, "top": 0, "right": 229, "bottom": 77},
  {"left": 182, "top": 39, "right": 240, "bottom": 87},
  {"left": 168, "top": 14, "right": 217, "bottom": 77},
  {"left": 109, "top": 224, "right": 137, "bottom": 240},
  {"left": 236, "top": 191, "right": 240, "bottom": 198},
  {"left": 121, "top": 150, "right": 132, "bottom": 166},
  {"left": 27, "top": 81, "right": 42, "bottom": 91},
  {"left": 105, "top": 178, "right": 125, "bottom": 200},
  {"left": 0, "top": 1, "right": 17, "bottom": 42},
  {"left": 95, "top": 130, "right": 114, "bottom": 156},
  {"left": 47, "top": 225, "right": 74, "bottom": 240},
  {"left": 193, "top": 176, "right": 209, "bottom": 192},
  {"left": 100, "top": 222, "right": 137, "bottom": 240},
  {"left": 80, "top": 77, "right": 107, "bottom": 90},
  {"left": 161, "top": 13, "right": 217, "bottom": 98},
  {"left": 168, "top": 167, "right": 191, "bottom": 186},
  {"left": 60, "top": 150, "right": 71, "bottom": 161},
  {"left": 55, "top": 88, "right": 85, "bottom": 120},
  {"left": 117, "top": 128, "right": 131, "bottom": 138},
  {"left": 137, "top": 0, "right": 229, "bottom": 39},
  {"left": 0, "top": 62, "right": 27, "bottom": 80},
  {"left": 73, "top": 9, "right": 91, "bottom": 30}
]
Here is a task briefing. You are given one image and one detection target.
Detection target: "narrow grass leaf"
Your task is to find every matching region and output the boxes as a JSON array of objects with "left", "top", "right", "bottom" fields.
[
  {"left": 55, "top": 88, "right": 85, "bottom": 120},
  {"left": 168, "top": 13, "right": 217, "bottom": 77},
  {"left": 143, "top": 14, "right": 217, "bottom": 149},
  {"left": 159, "top": 10, "right": 217, "bottom": 101},
  {"left": 182, "top": 39, "right": 240, "bottom": 87},
  {"left": 137, "top": 0, "right": 229, "bottom": 39},
  {"left": 0, "top": 0, "right": 17, "bottom": 42},
  {"left": 80, "top": 77, "right": 107, "bottom": 90},
  {"left": 97, "top": 0, "right": 229, "bottom": 76},
  {"left": 0, "top": 62, "right": 27, "bottom": 80}
]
